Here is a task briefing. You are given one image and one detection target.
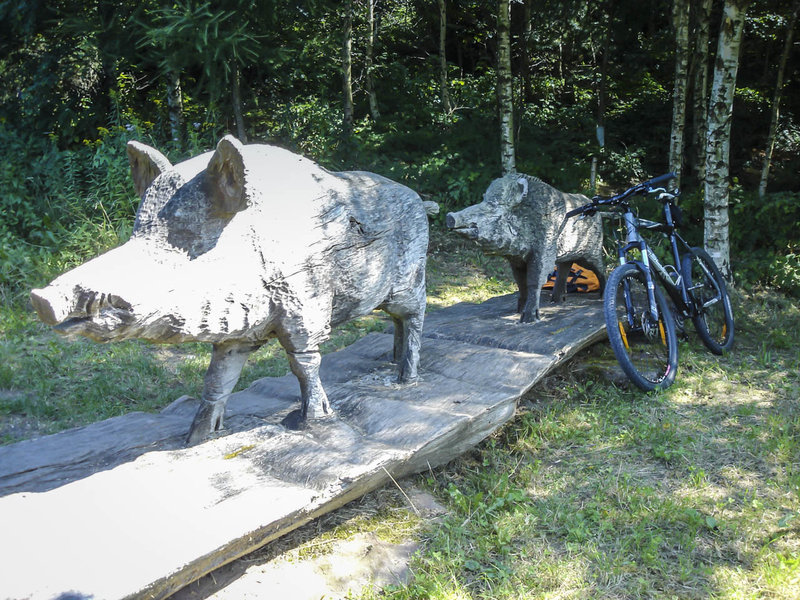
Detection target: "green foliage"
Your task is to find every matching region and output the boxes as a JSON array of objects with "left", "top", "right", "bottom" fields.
[
  {"left": 0, "top": 122, "right": 141, "bottom": 303},
  {"left": 728, "top": 189, "right": 800, "bottom": 295}
]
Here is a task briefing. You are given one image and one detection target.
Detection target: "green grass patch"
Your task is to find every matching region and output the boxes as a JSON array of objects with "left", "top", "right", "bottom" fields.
[{"left": 371, "top": 287, "right": 800, "bottom": 599}]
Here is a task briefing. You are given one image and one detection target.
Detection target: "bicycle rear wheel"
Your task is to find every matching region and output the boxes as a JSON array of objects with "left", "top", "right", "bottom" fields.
[
  {"left": 604, "top": 263, "right": 679, "bottom": 391},
  {"left": 681, "top": 247, "right": 734, "bottom": 354}
]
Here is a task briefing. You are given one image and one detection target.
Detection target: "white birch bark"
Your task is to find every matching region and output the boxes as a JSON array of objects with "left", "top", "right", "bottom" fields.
[
  {"left": 690, "top": 0, "right": 713, "bottom": 185},
  {"left": 759, "top": 0, "right": 799, "bottom": 198},
  {"left": 704, "top": 0, "right": 750, "bottom": 280},
  {"left": 166, "top": 70, "right": 184, "bottom": 144},
  {"left": 497, "top": 0, "right": 515, "bottom": 174},
  {"left": 669, "top": 0, "right": 690, "bottom": 184}
]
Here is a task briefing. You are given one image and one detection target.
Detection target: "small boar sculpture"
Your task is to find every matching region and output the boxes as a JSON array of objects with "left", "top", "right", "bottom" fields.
[
  {"left": 31, "top": 136, "right": 428, "bottom": 445},
  {"left": 446, "top": 173, "right": 604, "bottom": 323}
]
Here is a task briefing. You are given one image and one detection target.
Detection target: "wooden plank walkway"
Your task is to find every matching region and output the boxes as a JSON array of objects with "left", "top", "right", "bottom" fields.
[{"left": 0, "top": 292, "right": 605, "bottom": 600}]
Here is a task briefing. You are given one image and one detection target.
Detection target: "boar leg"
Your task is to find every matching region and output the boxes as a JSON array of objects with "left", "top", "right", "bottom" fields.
[
  {"left": 186, "top": 342, "right": 258, "bottom": 446},
  {"left": 391, "top": 317, "right": 404, "bottom": 363},
  {"left": 384, "top": 282, "right": 425, "bottom": 384},
  {"left": 288, "top": 351, "right": 331, "bottom": 420},
  {"left": 396, "top": 312, "right": 423, "bottom": 383},
  {"left": 521, "top": 251, "right": 555, "bottom": 323},
  {"left": 509, "top": 259, "right": 528, "bottom": 313},
  {"left": 551, "top": 260, "right": 572, "bottom": 303}
]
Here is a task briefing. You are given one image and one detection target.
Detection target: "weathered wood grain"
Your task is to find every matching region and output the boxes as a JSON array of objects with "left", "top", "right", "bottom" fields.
[{"left": 0, "top": 292, "right": 605, "bottom": 600}]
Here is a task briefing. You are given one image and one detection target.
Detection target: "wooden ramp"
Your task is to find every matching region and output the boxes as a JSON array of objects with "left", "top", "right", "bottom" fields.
[{"left": 0, "top": 293, "right": 605, "bottom": 600}]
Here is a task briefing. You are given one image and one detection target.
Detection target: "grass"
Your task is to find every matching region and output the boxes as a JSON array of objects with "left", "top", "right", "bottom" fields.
[
  {"left": 363, "top": 288, "right": 800, "bottom": 599},
  {"left": 2, "top": 228, "right": 799, "bottom": 598}
]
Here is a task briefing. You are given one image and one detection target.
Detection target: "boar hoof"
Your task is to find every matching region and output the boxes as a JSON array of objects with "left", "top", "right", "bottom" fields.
[
  {"left": 396, "top": 371, "right": 418, "bottom": 385},
  {"left": 186, "top": 399, "right": 225, "bottom": 446},
  {"left": 519, "top": 310, "right": 541, "bottom": 324},
  {"left": 281, "top": 406, "right": 334, "bottom": 431}
]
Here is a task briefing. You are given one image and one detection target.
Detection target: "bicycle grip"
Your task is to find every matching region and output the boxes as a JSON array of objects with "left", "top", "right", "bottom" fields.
[{"left": 644, "top": 172, "right": 676, "bottom": 189}]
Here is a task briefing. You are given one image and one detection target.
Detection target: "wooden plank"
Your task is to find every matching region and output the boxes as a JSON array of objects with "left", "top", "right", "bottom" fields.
[{"left": 0, "top": 293, "right": 605, "bottom": 600}]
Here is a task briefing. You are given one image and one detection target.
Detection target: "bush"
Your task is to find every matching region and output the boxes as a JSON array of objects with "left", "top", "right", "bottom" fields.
[{"left": 0, "top": 123, "right": 143, "bottom": 305}]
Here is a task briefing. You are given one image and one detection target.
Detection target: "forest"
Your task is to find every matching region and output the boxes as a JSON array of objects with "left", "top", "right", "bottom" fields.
[{"left": 1, "top": 0, "right": 799, "bottom": 302}]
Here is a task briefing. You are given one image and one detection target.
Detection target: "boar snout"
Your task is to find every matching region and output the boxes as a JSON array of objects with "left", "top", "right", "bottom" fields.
[
  {"left": 446, "top": 211, "right": 473, "bottom": 230},
  {"left": 31, "top": 287, "right": 73, "bottom": 326},
  {"left": 31, "top": 286, "right": 133, "bottom": 327}
]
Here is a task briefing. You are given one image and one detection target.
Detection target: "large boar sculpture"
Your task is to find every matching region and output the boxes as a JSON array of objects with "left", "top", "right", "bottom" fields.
[
  {"left": 31, "top": 136, "right": 429, "bottom": 445},
  {"left": 447, "top": 174, "right": 604, "bottom": 323}
]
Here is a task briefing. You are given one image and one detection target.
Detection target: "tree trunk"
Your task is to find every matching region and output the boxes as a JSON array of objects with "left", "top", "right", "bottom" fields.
[
  {"left": 521, "top": 0, "right": 533, "bottom": 102},
  {"left": 231, "top": 64, "right": 247, "bottom": 143},
  {"left": 704, "top": 0, "right": 750, "bottom": 280},
  {"left": 497, "top": 0, "right": 515, "bottom": 174},
  {"left": 591, "top": 3, "right": 613, "bottom": 191},
  {"left": 342, "top": 0, "right": 354, "bottom": 136},
  {"left": 166, "top": 69, "right": 184, "bottom": 145},
  {"left": 690, "top": 0, "right": 713, "bottom": 186},
  {"left": 438, "top": 0, "right": 452, "bottom": 114},
  {"left": 366, "top": 0, "right": 380, "bottom": 121},
  {"left": 669, "top": 0, "right": 690, "bottom": 184},
  {"left": 759, "top": 0, "right": 799, "bottom": 198}
]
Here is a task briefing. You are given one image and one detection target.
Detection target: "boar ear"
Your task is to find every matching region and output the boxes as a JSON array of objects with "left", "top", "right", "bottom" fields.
[
  {"left": 207, "top": 135, "right": 248, "bottom": 215},
  {"left": 517, "top": 177, "right": 528, "bottom": 199},
  {"left": 127, "top": 141, "right": 172, "bottom": 198}
]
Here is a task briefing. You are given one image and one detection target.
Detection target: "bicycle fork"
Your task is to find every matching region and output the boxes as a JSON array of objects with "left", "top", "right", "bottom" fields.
[{"left": 620, "top": 212, "right": 660, "bottom": 325}]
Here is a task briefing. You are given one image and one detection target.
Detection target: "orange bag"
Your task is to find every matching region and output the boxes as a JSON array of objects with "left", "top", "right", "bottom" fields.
[{"left": 541, "top": 263, "right": 601, "bottom": 293}]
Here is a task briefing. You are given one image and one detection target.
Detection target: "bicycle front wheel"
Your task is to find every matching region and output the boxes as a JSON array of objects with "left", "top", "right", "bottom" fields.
[
  {"left": 681, "top": 247, "right": 734, "bottom": 354},
  {"left": 604, "top": 263, "right": 679, "bottom": 391}
]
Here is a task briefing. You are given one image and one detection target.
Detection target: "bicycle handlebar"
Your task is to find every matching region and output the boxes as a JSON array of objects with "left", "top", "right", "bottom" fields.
[
  {"left": 565, "top": 172, "right": 677, "bottom": 219},
  {"left": 642, "top": 172, "right": 677, "bottom": 189}
]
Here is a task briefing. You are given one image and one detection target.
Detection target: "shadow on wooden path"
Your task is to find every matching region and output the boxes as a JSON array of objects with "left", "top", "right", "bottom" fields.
[{"left": 0, "top": 292, "right": 605, "bottom": 600}]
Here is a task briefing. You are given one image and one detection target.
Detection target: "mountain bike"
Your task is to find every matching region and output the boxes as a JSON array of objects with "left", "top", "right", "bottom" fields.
[{"left": 566, "top": 173, "right": 734, "bottom": 391}]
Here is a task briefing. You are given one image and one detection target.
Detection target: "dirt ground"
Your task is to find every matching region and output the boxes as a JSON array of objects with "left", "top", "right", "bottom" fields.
[{"left": 172, "top": 485, "right": 447, "bottom": 599}]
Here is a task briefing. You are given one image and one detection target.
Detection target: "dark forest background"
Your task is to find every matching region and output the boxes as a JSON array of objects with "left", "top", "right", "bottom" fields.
[{"left": 1, "top": 0, "right": 799, "bottom": 300}]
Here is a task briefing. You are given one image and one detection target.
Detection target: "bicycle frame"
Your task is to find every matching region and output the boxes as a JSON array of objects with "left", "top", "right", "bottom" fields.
[{"left": 616, "top": 200, "right": 696, "bottom": 324}]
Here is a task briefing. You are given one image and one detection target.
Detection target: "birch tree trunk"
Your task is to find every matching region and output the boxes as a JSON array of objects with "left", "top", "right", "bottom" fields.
[
  {"left": 231, "top": 64, "right": 247, "bottom": 143},
  {"left": 590, "top": 3, "right": 614, "bottom": 191},
  {"left": 690, "top": 0, "right": 713, "bottom": 185},
  {"left": 668, "top": 0, "right": 690, "bottom": 184},
  {"left": 342, "top": 0, "right": 354, "bottom": 136},
  {"left": 759, "top": 0, "right": 799, "bottom": 198},
  {"left": 366, "top": 0, "right": 381, "bottom": 121},
  {"left": 497, "top": 0, "right": 516, "bottom": 174},
  {"left": 704, "top": 0, "right": 750, "bottom": 280},
  {"left": 166, "top": 69, "right": 184, "bottom": 145}
]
